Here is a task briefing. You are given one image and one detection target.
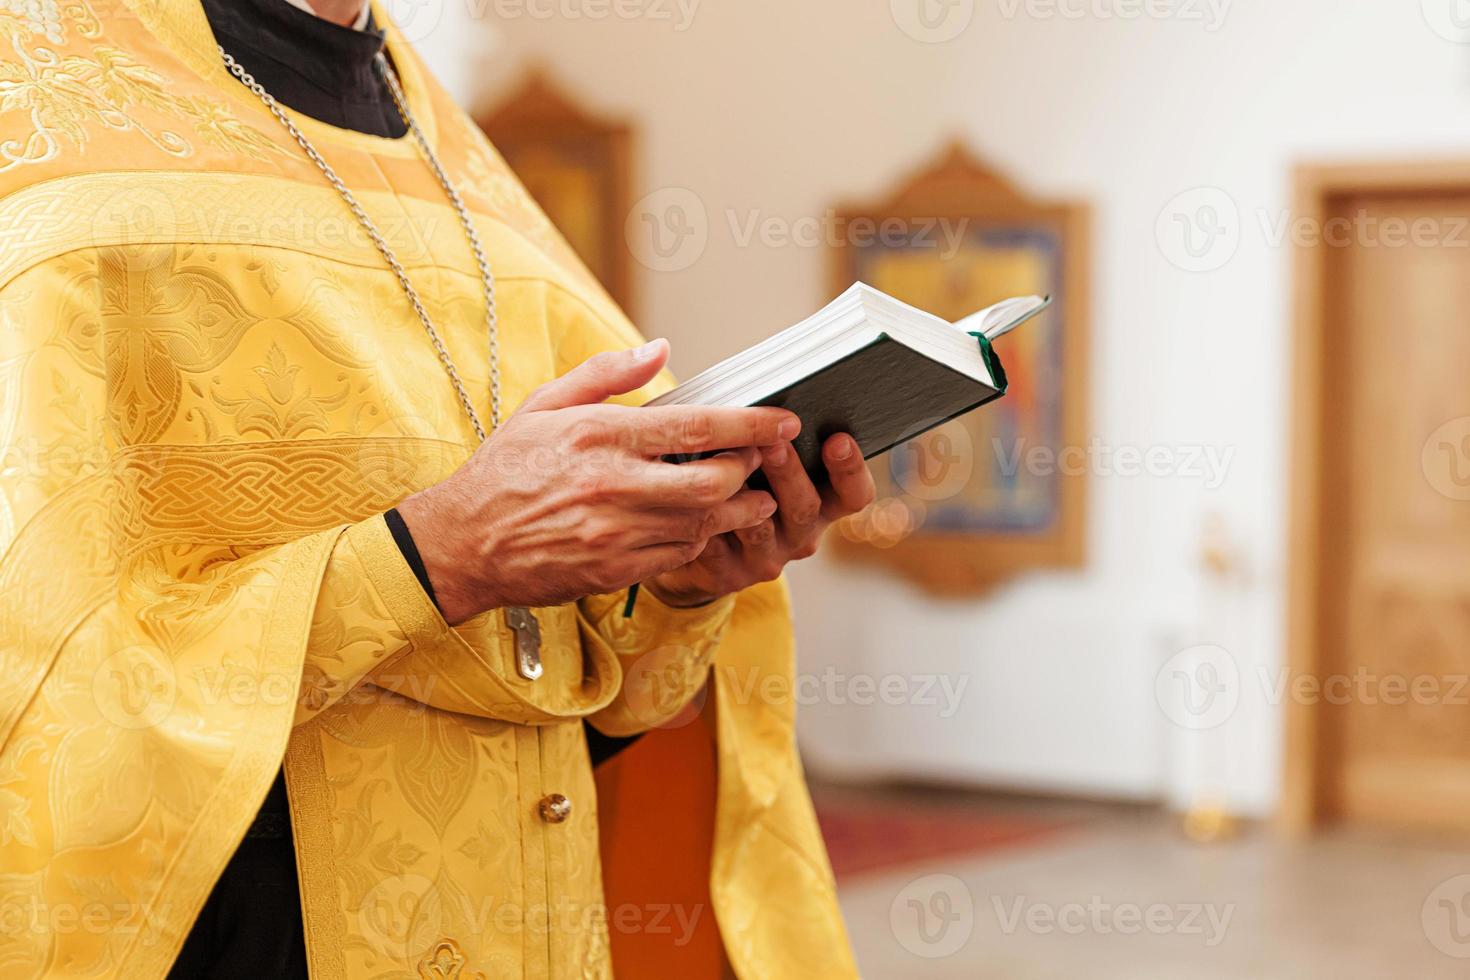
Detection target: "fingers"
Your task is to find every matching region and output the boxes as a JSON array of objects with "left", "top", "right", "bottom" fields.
[
  {"left": 760, "top": 441, "right": 822, "bottom": 530},
  {"left": 702, "top": 489, "right": 777, "bottom": 538},
  {"left": 633, "top": 532, "right": 745, "bottom": 603},
  {"left": 698, "top": 533, "right": 738, "bottom": 566},
  {"left": 639, "top": 447, "right": 762, "bottom": 505},
  {"left": 820, "top": 433, "right": 876, "bottom": 519},
  {"left": 733, "top": 518, "right": 784, "bottom": 582},
  {"left": 518, "top": 340, "right": 670, "bottom": 413},
  {"left": 647, "top": 489, "right": 776, "bottom": 545},
  {"left": 632, "top": 405, "right": 800, "bottom": 456},
  {"left": 626, "top": 540, "right": 710, "bottom": 585}
]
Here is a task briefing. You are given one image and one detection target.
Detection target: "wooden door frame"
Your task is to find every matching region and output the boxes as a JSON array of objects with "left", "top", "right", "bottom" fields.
[{"left": 1283, "top": 159, "right": 1470, "bottom": 833}]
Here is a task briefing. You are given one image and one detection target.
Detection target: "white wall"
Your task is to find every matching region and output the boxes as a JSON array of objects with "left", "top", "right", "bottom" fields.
[{"left": 429, "top": 0, "right": 1470, "bottom": 816}]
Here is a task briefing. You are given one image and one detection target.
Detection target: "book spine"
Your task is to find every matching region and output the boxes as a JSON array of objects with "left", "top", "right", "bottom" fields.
[{"left": 967, "top": 332, "right": 1009, "bottom": 394}]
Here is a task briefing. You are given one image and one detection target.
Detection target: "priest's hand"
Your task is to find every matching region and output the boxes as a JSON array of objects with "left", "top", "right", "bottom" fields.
[
  {"left": 397, "top": 340, "right": 798, "bottom": 625},
  {"left": 643, "top": 432, "right": 877, "bottom": 608}
]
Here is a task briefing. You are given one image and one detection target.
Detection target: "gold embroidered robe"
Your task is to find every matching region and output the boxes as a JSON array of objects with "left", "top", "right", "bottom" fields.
[{"left": 0, "top": 1, "right": 859, "bottom": 977}]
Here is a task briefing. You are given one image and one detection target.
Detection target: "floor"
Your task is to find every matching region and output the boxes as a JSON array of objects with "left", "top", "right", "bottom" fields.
[{"left": 819, "top": 787, "right": 1470, "bottom": 979}]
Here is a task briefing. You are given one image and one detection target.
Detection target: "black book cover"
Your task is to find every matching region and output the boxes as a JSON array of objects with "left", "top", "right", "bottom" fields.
[
  {"left": 752, "top": 335, "right": 1003, "bottom": 485},
  {"left": 662, "top": 335, "right": 1004, "bottom": 486}
]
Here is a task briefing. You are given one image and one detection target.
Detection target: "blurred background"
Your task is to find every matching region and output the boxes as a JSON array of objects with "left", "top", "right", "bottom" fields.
[{"left": 411, "top": 1, "right": 1470, "bottom": 975}]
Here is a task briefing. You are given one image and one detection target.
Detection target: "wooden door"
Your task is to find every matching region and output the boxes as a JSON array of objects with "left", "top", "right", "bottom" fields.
[{"left": 1288, "top": 164, "right": 1470, "bottom": 833}]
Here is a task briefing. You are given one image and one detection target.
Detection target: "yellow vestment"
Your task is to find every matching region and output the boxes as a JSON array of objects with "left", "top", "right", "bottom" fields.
[{"left": 0, "top": 1, "right": 858, "bottom": 976}]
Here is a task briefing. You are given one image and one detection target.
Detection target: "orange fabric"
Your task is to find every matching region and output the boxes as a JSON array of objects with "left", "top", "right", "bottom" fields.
[{"left": 595, "top": 697, "right": 726, "bottom": 978}]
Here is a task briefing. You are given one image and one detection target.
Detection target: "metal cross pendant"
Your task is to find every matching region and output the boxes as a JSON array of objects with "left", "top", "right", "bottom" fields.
[{"left": 505, "top": 606, "right": 543, "bottom": 680}]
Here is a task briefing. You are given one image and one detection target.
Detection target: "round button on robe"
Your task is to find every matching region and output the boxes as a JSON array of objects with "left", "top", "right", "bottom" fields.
[{"left": 538, "top": 793, "right": 572, "bottom": 824}]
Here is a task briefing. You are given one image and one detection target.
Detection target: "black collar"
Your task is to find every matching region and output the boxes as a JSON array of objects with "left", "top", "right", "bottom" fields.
[{"left": 203, "top": 0, "right": 406, "bottom": 139}]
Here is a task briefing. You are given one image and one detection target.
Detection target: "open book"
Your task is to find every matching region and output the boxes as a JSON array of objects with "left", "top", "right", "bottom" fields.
[{"left": 647, "top": 282, "right": 1050, "bottom": 482}]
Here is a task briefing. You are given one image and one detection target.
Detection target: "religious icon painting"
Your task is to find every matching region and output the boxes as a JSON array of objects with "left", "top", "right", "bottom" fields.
[
  {"left": 828, "top": 142, "right": 1090, "bottom": 594},
  {"left": 476, "top": 67, "right": 636, "bottom": 315}
]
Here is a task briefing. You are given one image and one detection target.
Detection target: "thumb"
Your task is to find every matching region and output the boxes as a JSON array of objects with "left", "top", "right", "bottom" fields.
[{"left": 519, "top": 339, "right": 670, "bottom": 413}]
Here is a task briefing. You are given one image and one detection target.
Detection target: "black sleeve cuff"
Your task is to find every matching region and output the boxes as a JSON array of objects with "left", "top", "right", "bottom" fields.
[
  {"left": 584, "top": 723, "right": 645, "bottom": 767},
  {"left": 383, "top": 507, "right": 441, "bottom": 613},
  {"left": 383, "top": 510, "right": 643, "bottom": 763}
]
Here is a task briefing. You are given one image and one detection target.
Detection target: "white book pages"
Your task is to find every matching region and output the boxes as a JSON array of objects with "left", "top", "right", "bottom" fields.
[
  {"left": 646, "top": 283, "right": 1047, "bottom": 408},
  {"left": 953, "top": 294, "right": 1052, "bottom": 340}
]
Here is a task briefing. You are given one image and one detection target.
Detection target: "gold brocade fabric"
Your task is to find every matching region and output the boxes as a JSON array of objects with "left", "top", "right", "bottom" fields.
[{"left": 0, "top": 1, "right": 858, "bottom": 977}]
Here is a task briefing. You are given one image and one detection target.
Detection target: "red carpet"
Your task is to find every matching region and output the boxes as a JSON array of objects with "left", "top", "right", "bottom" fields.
[{"left": 814, "top": 796, "right": 1072, "bottom": 881}]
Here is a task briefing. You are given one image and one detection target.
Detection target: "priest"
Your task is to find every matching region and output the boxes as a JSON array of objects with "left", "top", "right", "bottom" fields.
[{"left": 0, "top": 0, "right": 872, "bottom": 977}]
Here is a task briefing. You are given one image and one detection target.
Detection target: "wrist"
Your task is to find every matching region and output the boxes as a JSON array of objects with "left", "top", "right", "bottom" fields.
[
  {"left": 395, "top": 488, "right": 492, "bottom": 625},
  {"left": 383, "top": 507, "right": 439, "bottom": 605}
]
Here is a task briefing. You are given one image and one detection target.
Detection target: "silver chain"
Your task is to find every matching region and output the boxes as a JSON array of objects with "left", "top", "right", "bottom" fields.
[{"left": 219, "top": 46, "right": 502, "bottom": 440}]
